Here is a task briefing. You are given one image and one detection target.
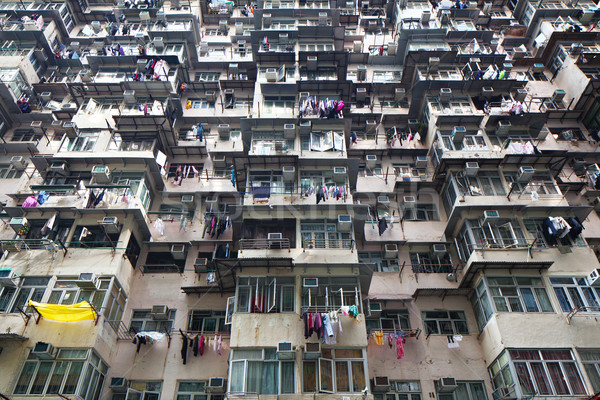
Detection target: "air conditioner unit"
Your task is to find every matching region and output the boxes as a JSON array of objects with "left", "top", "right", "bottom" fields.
[
  {"left": 368, "top": 301, "right": 382, "bottom": 317},
  {"left": 123, "top": 90, "right": 136, "bottom": 105},
  {"left": 283, "top": 166, "right": 295, "bottom": 182},
  {"left": 50, "top": 161, "right": 69, "bottom": 176},
  {"left": 206, "top": 196, "right": 218, "bottom": 207},
  {"left": 497, "top": 120, "right": 511, "bottom": 136},
  {"left": 416, "top": 156, "right": 428, "bottom": 168},
  {"left": 98, "top": 216, "right": 120, "bottom": 234},
  {"left": 357, "top": 65, "right": 367, "bottom": 81},
  {"left": 482, "top": 2, "right": 492, "bottom": 14},
  {"left": 588, "top": 268, "right": 600, "bottom": 286},
  {"left": 284, "top": 124, "right": 295, "bottom": 138},
  {"left": 436, "top": 378, "right": 458, "bottom": 393},
  {"left": 91, "top": 20, "right": 103, "bottom": 33},
  {"left": 439, "top": 9, "right": 450, "bottom": 24},
  {"left": 353, "top": 40, "right": 362, "bottom": 53},
  {"left": 151, "top": 305, "right": 169, "bottom": 320},
  {"left": 235, "top": 22, "right": 243, "bottom": 35},
  {"left": 194, "top": 258, "right": 209, "bottom": 273},
  {"left": 440, "top": 88, "right": 452, "bottom": 100},
  {"left": 377, "top": 195, "right": 390, "bottom": 204},
  {"left": 109, "top": 377, "right": 128, "bottom": 393},
  {"left": 153, "top": 36, "right": 165, "bottom": 51},
  {"left": 11, "top": 156, "right": 26, "bottom": 171},
  {"left": 366, "top": 120, "right": 377, "bottom": 133},
  {"left": 538, "top": 126, "right": 550, "bottom": 140},
  {"left": 552, "top": 89, "right": 566, "bottom": 103},
  {"left": 212, "top": 154, "right": 227, "bottom": 168},
  {"left": 333, "top": 167, "right": 347, "bottom": 183},
  {"left": 218, "top": 20, "right": 227, "bottom": 33},
  {"left": 532, "top": 63, "right": 544, "bottom": 73},
  {"left": 517, "top": 166, "right": 535, "bottom": 182},
  {"left": 361, "top": 0, "right": 369, "bottom": 9},
  {"left": 24, "top": 20, "right": 37, "bottom": 30},
  {"left": 432, "top": 244, "right": 447, "bottom": 255},
  {"left": 76, "top": 273, "right": 98, "bottom": 289},
  {"left": 205, "top": 91, "right": 217, "bottom": 103},
  {"left": 199, "top": 41, "right": 209, "bottom": 54},
  {"left": 170, "top": 244, "right": 186, "bottom": 260},
  {"left": 580, "top": 9, "right": 594, "bottom": 24},
  {"left": 451, "top": 126, "right": 466, "bottom": 143},
  {"left": 403, "top": 196, "right": 416, "bottom": 208},
  {"left": 318, "top": 12, "right": 327, "bottom": 25},
  {"left": 91, "top": 165, "right": 111, "bottom": 184},
  {"left": 207, "top": 378, "right": 225, "bottom": 393},
  {"left": 482, "top": 87, "right": 494, "bottom": 98},
  {"left": 483, "top": 210, "right": 500, "bottom": 225},
  {"left": 362, "top": 154, "right": 378, "bottom": 170},
  {"left": 338, "top": 215, "right": 352, "bottom": 232},
  {"left": 395, "top": 88, "right": 406, "bottom": 102},
  {"left": 465, "top": 162, "right": 479, "bottom": 177},
  {"left": 32, "top": 342, "right": 57, "bottom": 359},
  {"left": 372, "top": 376, "right": 390, "bottom": 392},
  {"left": 303, "top": 277, "right": 318, "bottom": 287},
  {"left": 218, "top": 124, "right": 230, "bottom": 136},
  {"left": 9, "top": 217, "right": 29, "bottom": 234},
  {"left": 299, "top": 121, "right": 311, "bottom": 134},
  {"left": 0, "top": 269, "right": 17, "bottom": 287},
  {"left": 356, "top": 87, "right": 367, "bottom": 101},
  {"left": 384, "top": 243, "right": 398, "bottom": 258},
  {"left": 40, "top": 92, "right": 52, "bottom": 102},
  {"left": 515, "top": 88, "right": 527, "bottom": 102},
  {"left": 277, "top": 342, "right": 294, "bottom": 359},
  {"left": 387, "top": 42, "right": 397, "bottom": 55},
  {"left": 307, "top": 56, "right": 318, "bottom": 71},
  {"left": 63, "top": 122, "right": 77, "bottom": 138},
  {"left": 304, "top": 342, "right": 321, "bottom": 359},
  {"left": 181, "top": 194, "right": 194, "bottom": 203},
  {"left": 265, "top": 68, "right": 277, "bottom": 82},
  {"left": 268, "top": 233, "right": 283, "bottom": 241},
  {"left": 421, "top": 10, "right": 431, "bottom": 23}
]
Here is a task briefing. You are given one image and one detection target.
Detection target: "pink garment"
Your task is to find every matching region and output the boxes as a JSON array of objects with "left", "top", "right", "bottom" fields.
[
  {"left": 22, "top": 196, "right": 38, "bottom": 207},
  {"left": 396, "top": 336, "right": 404, "bottom": 359},
  {"left": 387, "top": 333, "right": 393, "bottom": 348},
  {"left": 217, "top": 335, "right": 222, "bottom": 355},
  {"left": 336, "top": 100, "right": 344, "bottom": 111}
]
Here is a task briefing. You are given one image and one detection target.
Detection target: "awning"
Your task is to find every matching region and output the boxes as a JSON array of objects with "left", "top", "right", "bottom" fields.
[
  {"left": 29, "top": 301, "right": 97, "bottom": 322},
  {"left": 365, "top": 293, "right": 413, "bottom": 301}
]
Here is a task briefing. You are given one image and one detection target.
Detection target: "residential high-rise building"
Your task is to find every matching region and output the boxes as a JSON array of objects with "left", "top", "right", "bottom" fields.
[{"left": 1, "top": 0, "right": 600, "bottom": 399}]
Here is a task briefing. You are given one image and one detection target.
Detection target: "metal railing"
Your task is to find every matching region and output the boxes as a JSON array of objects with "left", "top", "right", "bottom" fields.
[
  {"left": 410, "top": 263, "right": 457, "bottom": 274},
  {"left": 302, "top": 238, "right": 354, "bottom": 250},
  {"left": 366, "top": 327, "right": 422, "bottom": 339},
  {"left": 566, "top": 306, "right": 600, "bottom": 324},
  {"left": 468, "top": 238, "right": 532, "bottom": 251},
  {"left": 239, "top": 238, "right": 291, "bottom": 250},
  {"left": 105, "top": 320, "right": 135, "bottom": 341}
]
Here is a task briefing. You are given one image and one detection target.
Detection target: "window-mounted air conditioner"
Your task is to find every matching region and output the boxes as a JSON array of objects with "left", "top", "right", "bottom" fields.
[
  {"left": 170, "top": 244, "right": 186, "bottom": 260},
  {"left": 218, "top": 19, "right": 227, "bottom": 33},
  {"left": 497, "top": 120, "right": 511, "bottom": 136},
  {"left": 318, "top": 12, "right": 327, "bottom": 26},
  {"left": 304, "top": 342, "right": 321, "bottom": 359},
  {"left": 483, "top": 210, "right": 500, "bottom": 225},
  {"left": 403, "top": 196, "right": 416, "bottom": 208},
  {"left": 333, "top": 167, "right": 347, "bottom": 183},
  {"left": 151, "top": 305, "right": 169, "bottom": 320},
  {"left": 207, "top": 377, "right": 225, "bottom": 393},
  {"left": 303, "top": 277, "right": 318, "bottom": 287},
  {"left": 194, "top": 258, "right": 209, "bottom": 273},
  {"left": 199, "top": 41, "right": 208, "bottom": 53},
  {"left": 517, "top": 166, "right": 535, "bottom": 183},
  {"left": 451, "top": 126, "right": 466, "bottom": 143},
  {"left": 32, "top": 342, "right": 57, "bottom": 359},
  {"left": 9, "top": 217, "right": 29, "bottom": 232},
  {"left": 235, "top": 21, "right": 243, "bottom": 35},
  {"left": 181, "top": 194, "right": 194, "bottom": 203},
  {"left": 268, "top": 232, "right": 283, "bottom": 240},
  {"left": 432, "top": 244, "right": 447, "bottom": 255},
  {"left": 589, "top": 269, "right": 600, "bottom": 286},
  {"left": 366, "top": 155, "right": 377, "bottom": 169},
  {"left": 532, "top": 63, "right": 544, "bottom": 73},
  {"left": 11, "top": 156, "right": 26, "bottom": 171},
  {"left": 284, "top": 124, "right": 295, "bottom": 139},
  {"left": 206, "top": 91, "right": 217, "bottom": 103},
  {"left": 212, "top": 154, "right": 227, "bottom": 168},
  {"left": 337, "top": 215, "right": 352, "bottom": 232},
  {"left": 357, "top": 65, "right": 367, "bottom": 81},
  {"left": 436, "top": 378, "right": 458, "bottom": 393},
  {"left": 372, "top": 376, "right": 390, "bottom": 392},
  {"left": 465, "top": 162, "right": 479, "bottom": 177},
  {"left": 377, "top": 195, "right": 390, "bottom": 204},
  {"left": 63, "top": 122, "right": 77, "bottom": 139},
  {"left": 0, "top": 269, "right": 17, "bottom": 287},
  {"left": 482, "top": 87, "right": 494, "bottom": 98},
  {"left": 366, "top": 120, "right": 377, "bottom": 133},
  {"left": 98, "top": 216, "right": 120, "bottom": 234},
  {"left": 552, "top": 89, "right": 566, "bottom": 103},
  {"left": 384, "top": 243, "right": 398, "bottom": 259},
  {"left": 307, "top": 56, "right": 318, "bottom": 71},
  {"left": 50, "top": 161, "right": 69, "bottom": 176},
  {"left": 356, "top": 87, "right": 367, "bottom": 102},
  {"left": 277, "top": 342, "right": 294, "bottom": 359},
  {"left": 299, "top": 121, "right": 311, "bottom": 134},
  {"left": 368, "top": 301, "right": 382, "bottom": 317},
  {"left": 110, "top": 377, "right": 128, "bottom": 393},
  {"left": 439, "top": 88, "right": 452, "bottom": 100},
  {"left": 282, "top": 166, "right": 295, "bottom": 182},
  {"left": 76, "top": 273, "right": 99, "bottom": 289},
  {"left": 265, "top": 68, "right": 277, "bottom": 82},
  {"left": 353, "top": 40, "right": 362, "bottom": 53},
  {"left": 92, "top": 165, "right": 111, "bottom": 184},
  {"left": 416, "top": 156, "right": 428, "bottom": 168},
  {"left": 388, "top": 42, "right": 397, "bottom": 55},
  {"left": 40, "top": 92, "right": 52, "bottom": 102},
  {"left": 395, "top": 88, "right": 406, "bottom": 102},
  {"left": 421, "top": 10, "right": 431, "bottom": 24},
  {"left": 123, "top": 90, "right": 136, "bottom": 105},
  {"left": 206, "top": 196, "right": 218, "bottom": 206}
]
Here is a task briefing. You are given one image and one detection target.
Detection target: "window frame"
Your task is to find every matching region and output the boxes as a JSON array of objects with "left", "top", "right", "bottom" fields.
[{"left": 422, "top": 310, "right": 469, "bottom": 335}]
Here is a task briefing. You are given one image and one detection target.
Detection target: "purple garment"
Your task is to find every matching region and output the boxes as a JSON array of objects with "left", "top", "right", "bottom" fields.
[
  {"left": 314, "top": 313, "right": 322, "bottom": 339},
  {"left": 22, "top": 196, "right": 38, "bottom": 207}
]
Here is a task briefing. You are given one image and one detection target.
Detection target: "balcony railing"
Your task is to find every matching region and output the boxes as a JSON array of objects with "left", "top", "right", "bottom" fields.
[
  {"left": 239, "top": 238, "right": 291, "bottom": 250},
  {"left": 302, "top": 238, "right": 354, "bottom": 250},
  {"left": 410, "top": 263, "right": 456, "bottom": 273},
  {"left": 105, "top": 320, "right": 135, "bottom": 341},
  {"left": 468, "top": 238, "right": 531, "bottom": 251}
]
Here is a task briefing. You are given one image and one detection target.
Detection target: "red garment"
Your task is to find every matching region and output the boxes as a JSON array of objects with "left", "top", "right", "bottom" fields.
[
  {"left": 396, "top": 336, "right": 404, "bottom": 359},
  {"left": 308, "top": 313, "right": 313, "bottom": 336},
  {"left": 199, "top": 335, "right": 205, "bottom": 356}
]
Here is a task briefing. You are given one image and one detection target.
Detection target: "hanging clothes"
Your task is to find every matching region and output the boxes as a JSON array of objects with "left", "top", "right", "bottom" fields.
[
  {"left": 322, "top": 313, "right": 334, "bottom": 337},
  {"left": 378, "top": 217, "right": 388, "bottom": 235},
  {"left": 179, "top": 329, "right": 188, "bottom": 364},
  {"left": 217, "top": 335, "right": 222, "bottom": 355},
  {"left": 199, "top": 335, "right": 205, "bottom": 355},
  {"left": 193, "top": 335, "right": 199, "bottom": 356},
  {"left": 314, "top": 313, "right": 322, "bottom": 339},
  {"left": 373, "top": 330, "right": 384, "bottom": 345},
  {"left": 396, "top": 335, "right": 405, "bottom": 359},
  {"left": 41, "top": 212, "right": 58, "bottom": 235},
  {"left": 154, "top": 218, "right": 165, "bottom": 236}
]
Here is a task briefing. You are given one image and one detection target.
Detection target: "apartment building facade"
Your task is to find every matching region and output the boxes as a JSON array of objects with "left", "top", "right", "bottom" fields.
[{"left": 1, "top": 0, "right": 600, "bottom": 399}]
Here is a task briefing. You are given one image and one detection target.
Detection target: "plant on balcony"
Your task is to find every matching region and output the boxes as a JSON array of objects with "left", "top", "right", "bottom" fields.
[{"left": 17, "top": 225, "right": 30, "bottom": 236}]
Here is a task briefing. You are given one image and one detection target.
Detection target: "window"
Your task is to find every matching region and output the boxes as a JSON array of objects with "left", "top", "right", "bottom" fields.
[
  {"left": 504, "top": 172, "right": 560, "bottom": 196},
  {"left": 11, "top": 129, "right": 42, "bottom": 142},
  {"left": 60, "top": 132, "right": 98, "bottom": 152},
  {"left": 234, "top": 277, "right": 295, "bottom": 313},
  {"left": 302, "top": 277, "right": 361, "bottom": 312},
  {"left": 550, "top": 277, "right": 600, "bottom": 312},
  {"left": 0, "top": 164, "right": 24, "bottom": 179},
  {"left": 263, "top": 96, "right": 295, "bottom": 115},
  {"left": 229, "top": 348, "right": 295, "bottom": 394},
  {"left": 438, "top": 381, "right": 487, "bottom": 400},
  {"left": 485, "top": 276, "right": 554, "bottom": 314},
  {"left": 422, "top": 311, "right": 468, "bottom": 335},
  {"left": 302, "top": 348, "right": 366, "bottom": 393},
  {"left": 456, "top": 218, "right": 527, "bottom": 259},
  {"left": 112, "top": 381, "right": 162, "bottom": 400},
  {"left": 69, "top": 225, "right": 120, "bottom": 248},
  {"left": 48, "top": 278, "right": 105, "bottom": 309},
  {"left": 579, "top": 350, "right": 600, "bottom": 393},
  {"left": 129, "top": 309, "right": 176, "bottom": 333},
  {"left": 14, "top": 348, "right": 107, "bottom": 399},
  {"left": 403, "top": 204, "right": 440, "bottom": 221},
  {"left": 248, "top": 169, "right": 290, "bottom": 194},
  {"left": 374, "top": 381, "right": 421, "bottom": 400},
  {"left": 6, "top": 277, "right": 50, "bottom": 313},
  {"left": 492, "top": 350, "right": 586, "bottom": 396},
  {"left": 365, "top": 311, "right": 410, "bottom": 333},
  {"left": 524, "top": 218, "right": 586, "bottom": 248},
  {"left": 108, "top": 134, "right": 155, "bottom": 152},
  {"left": 188, "top": 310, "right": 230, "bottom": 333},
  {"left": 470, "top": 280, "right": 493, "bottom": 331},
  {"left": 358, "top": 252, "right": 399, "bottom": 272},
  {"left": 410, "top": 252, "right": 452, "bottom": 273},
  {"left": 189, "top": 99, "right": 215, "bottom": 110},
  {"left": 301, "top": 220, "right": 352, "bottom": 249},
  {"left": 176, "top": 381, "right": 225, "bottom": 400},
  {"left": 195, "top": 72, "right": 221, "bottom": 81},
  {"left": 251, "top": 132, "right": 294, "bottom": 156}
]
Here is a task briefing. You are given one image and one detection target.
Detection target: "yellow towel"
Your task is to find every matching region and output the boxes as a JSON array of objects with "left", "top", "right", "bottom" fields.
[
  {"left": 29, "top": 300, "right": 96, "bottom": 322},
  {"left": 374, "top": 330, "right": 384, "bottom": 345}
]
